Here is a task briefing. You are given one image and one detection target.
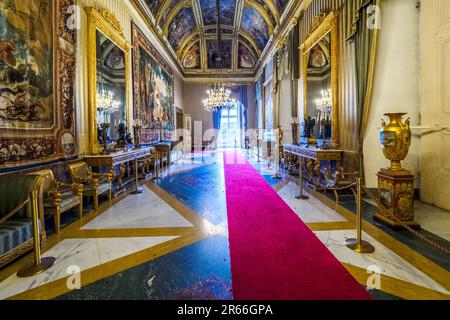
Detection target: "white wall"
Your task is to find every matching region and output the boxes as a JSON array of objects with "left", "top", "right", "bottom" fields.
[
  {"left": 364, "top": 0, "right": 420, "bottom": 188},
  {"left": 279, "top": 73, "right": 294, "bottom": 144}
]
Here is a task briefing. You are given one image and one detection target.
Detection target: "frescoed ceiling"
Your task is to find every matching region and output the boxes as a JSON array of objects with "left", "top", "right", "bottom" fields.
[{"left": 132, "top": 0, "right": 294, "bottom": 76}]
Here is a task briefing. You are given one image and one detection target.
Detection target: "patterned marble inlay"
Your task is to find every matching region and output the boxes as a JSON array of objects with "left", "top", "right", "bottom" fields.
[
  {"left": 82, "top": 186, "right": 193, "bottom": 230},
  {"left": 0, "top": 236, "right": 178, "bottom": 300},
  {"left": 314, "top": 229, "right": 450, "bottom": 295}
]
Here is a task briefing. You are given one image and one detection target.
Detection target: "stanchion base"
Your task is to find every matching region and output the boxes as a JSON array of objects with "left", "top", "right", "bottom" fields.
[
  {"left": 345, "top": 239, "right": 375, "bottom": 254},
  {"left": 131, "top": 187, "right": 144, "bottom": 194},
  {"left": 17, "top": 257, "right": 56, "bottom": 278},
  {"left": 295, "top": 194, "right": 309, "bottom": 200}
]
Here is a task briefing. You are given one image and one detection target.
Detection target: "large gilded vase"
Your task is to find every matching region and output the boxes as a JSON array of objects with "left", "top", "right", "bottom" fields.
[{"left": 380, "top": 113, "right": 411, "bottom": 172}]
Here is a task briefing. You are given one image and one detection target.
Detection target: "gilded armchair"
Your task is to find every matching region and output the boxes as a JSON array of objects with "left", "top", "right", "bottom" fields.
[
  {"left": 68, "top": 162, "right": 113, "bottom": 212},
  {"left": 31, "top": 169, "right": 83, "bottom": 234},
  {"left": 0, "top": 174, "right": 46, "bottom": 268}
]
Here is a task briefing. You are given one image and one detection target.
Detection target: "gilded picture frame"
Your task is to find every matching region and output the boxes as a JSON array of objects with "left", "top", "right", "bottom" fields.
[
  {"left": 300, "top": 11, "right": 339, "bottom": 147},
  {"left": 85, "top": 7, "right": 132, "bottom": 155}
]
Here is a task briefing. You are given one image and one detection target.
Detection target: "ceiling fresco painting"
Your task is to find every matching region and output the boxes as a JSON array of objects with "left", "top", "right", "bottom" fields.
[
  {"left": 132, "top": 0, "right": 294, "bottom": 75},
  {"left": 238, "top": 42, "right": 256, "bottom": 69},
  {"left": 206, "top": 39, "right": 233, "bottom": 69},
  {"left": 183, "top": 42, "right": 201, "bottom": 69},
  {"left": 241, "top": 7, "right": 269, "bottom": 50},
  {"left": 167, "top": 7, "right": 196, "bottom": 52},
  {"left": 200, "top": 0, "right": 236, "bottom": 26}
]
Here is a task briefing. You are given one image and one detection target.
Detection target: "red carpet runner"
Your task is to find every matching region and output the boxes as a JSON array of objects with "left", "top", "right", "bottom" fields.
[{"left": 223, "top": 151, "right": 371, "bottom": 300}]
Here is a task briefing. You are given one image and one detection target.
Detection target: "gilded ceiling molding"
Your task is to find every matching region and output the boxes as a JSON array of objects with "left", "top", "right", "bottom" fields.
[
  {"left": 254, "top": 0, "right": 305, "bottom": 76},
  {"left": 155, "top": 0, "right": 175, "bottom": 25},
  {"left": 244, "top": 0, "right": 274, "bottom": 35},
  {"left": 260, "top": 0, "right": 280, "bottom": 23},
  {"left": 176, "top": 30, "right": 201, "bottom": 58},
  {"left": 162, "top": 0, "right": 193, "bottom": 37}
]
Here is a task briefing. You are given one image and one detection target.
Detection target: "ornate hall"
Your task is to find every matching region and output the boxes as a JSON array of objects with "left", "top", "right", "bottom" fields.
[{"left": 0, "top": 0, "right": 449, "bottom": 303}]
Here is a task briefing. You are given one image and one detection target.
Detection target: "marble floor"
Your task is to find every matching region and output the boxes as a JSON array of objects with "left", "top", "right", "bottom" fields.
[{"left": 0, "top": 150, "right": 449, "bottom": 300}]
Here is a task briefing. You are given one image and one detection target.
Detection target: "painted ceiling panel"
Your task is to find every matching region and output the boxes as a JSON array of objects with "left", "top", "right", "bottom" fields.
[
  {"left": 206, "top": 39, "right": 233, "bottom": 69},
  {"left": 133, "top": 0, "right": 292, "bottom": 74},
  {"left": 238, "top": 42, "right": 256, "bottom": 69},
  {"left": 200, "top": 0, "right": 236, "bottom": 26},
  {"left": 241, "top": 7, "right": 269, "bottom": 50},
  {"left": 167, "top": 7, "right": 196, "bottom": 52},
  {"left": 183, "top": 42, "right": 201, "bottom": 69}
]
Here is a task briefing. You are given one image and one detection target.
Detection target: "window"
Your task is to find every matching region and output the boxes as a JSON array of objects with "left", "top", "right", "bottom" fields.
[{"left": 218, "top": 104, "right": 240, "bottom": 148}]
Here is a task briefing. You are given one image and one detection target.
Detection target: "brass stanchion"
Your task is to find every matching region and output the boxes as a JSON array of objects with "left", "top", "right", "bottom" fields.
[
  {"left": 131, "top": 158, "right": 143, "bottom": 194},
  {"left": 295, "top": 157, "right": 309, "bottom": 200},
  {"left": 345, "top": 177, "right": 375, "bottom": 253},
  {"left": 272, "top": 127, "right": 283, "bottom": 179},
  {"left": 17, "top": 190, "right": 56, "bottom": 277}
]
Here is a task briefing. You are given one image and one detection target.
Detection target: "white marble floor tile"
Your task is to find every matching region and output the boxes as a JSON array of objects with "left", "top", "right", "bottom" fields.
[
  {"left": 314, "top": 229, "right": 450, "bottom": 295},
  {"left": 278, "top": 182, "right": 347, "bottom": 223},
  {"left": 0, "top": 236, "right": 178, "bottom": 300},
  {"left": 82, "top": 186, "right": 193, "bottom": 230},
  {"left": 414, "top": 201, "right": 450, "bottom": 241}
]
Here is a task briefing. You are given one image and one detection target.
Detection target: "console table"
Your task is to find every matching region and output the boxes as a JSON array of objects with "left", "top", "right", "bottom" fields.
[
  {"left": 284, "top": 144, "right": 343, "bottom": 189},
  {"left": 85, "top": 147, "right": 151, "bottom": 194}
]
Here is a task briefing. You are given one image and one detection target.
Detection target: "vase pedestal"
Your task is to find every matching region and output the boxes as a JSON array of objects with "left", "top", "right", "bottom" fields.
[{"left": 375, "top": 169, "right": 420, "bottom": 230}]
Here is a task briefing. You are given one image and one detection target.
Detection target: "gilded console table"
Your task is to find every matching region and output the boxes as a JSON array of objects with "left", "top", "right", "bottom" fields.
[
  {"left": 284, "top": 144, "right": 343, "bottom": 189},
  {"left": 85, "top": 147, "right": 151, "bottom": 194}
]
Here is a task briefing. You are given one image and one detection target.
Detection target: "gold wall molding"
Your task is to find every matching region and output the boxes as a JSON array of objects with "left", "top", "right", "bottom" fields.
[
  {"left": 300, "top": 10, "right": 340, "bottom": 147},
  {"left": 85, "top": 7, "right": 132, "bottom": 155}
]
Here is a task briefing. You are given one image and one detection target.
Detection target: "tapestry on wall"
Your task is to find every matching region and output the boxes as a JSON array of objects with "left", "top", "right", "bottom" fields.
[
  {"left": 132, "top": 23, "right": 174, "bottom": 144},
  {"left": 0, "top": 0, "right": 77, "bottom": 170}
]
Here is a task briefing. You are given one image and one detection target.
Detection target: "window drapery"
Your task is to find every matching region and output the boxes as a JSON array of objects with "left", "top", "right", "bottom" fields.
[{"left": 346, "top": 0, "right": 381, "bottom": 178}]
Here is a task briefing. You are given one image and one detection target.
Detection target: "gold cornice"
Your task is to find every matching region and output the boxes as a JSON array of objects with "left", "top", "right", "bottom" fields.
[{"left": 300, "top": 11, "right": 339, "bottom": 51}]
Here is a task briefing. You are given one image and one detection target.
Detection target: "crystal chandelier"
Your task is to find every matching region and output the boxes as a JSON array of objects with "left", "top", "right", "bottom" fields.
[
  {"left": 203, "top": 83, "right": 236, "bottom": 112},
  {"left": 97, "top": 89, "right": 121, "bottom": 113},
  {"left": 315, "top": 88, "right": 332, "bottom": 116}
]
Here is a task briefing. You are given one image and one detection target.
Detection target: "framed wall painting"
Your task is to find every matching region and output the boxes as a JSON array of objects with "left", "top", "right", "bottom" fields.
[
  {"left": 0, "top": 0, "right": 77, "bottom": 170},
  {"left": 131, "top": 22, "right": 175, "bottom": 144}
]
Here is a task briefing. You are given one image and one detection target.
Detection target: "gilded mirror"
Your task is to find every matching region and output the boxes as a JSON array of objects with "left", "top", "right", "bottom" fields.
[
  {"left": 85, "top": 7, "right": 131, "bottom": 154},
  {"left": 300, "top": 11, "right": 339, "bottom": 147}
]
